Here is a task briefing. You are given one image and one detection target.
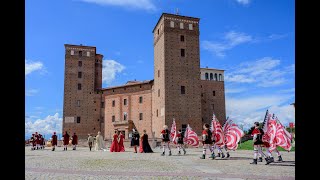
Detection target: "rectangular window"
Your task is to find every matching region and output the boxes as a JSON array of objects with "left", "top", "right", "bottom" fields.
[
  {"left": 213, "top": 91, "right": 216, "bottom": 96},
  {"left": 139, "top": 96, "right": 143, "bottom": 103},
  {"left": 78, "top": 83, "right": 82, "bottom": 90},
  {"left": 156, "top": 109, "right": 158, "bottom": 117},
  {"left": 124, "top": 113, "right": 127, "bottom": 121},
  {"left": 79, "top": 51, "right": 82, "bottom": 57},
  {"left": 158, "top": 70, "right": 160, "bottom": 77},
  {"left": 158, "top": 89, "right": 160, "bottom": 97},
  {"left": 181, "top": 86, "right": 185, "bottom": 94},
  {"left": 189, "top": 24, "right": 193, "bottom": 30},
  {"left": 124, "top": 99, "right": 127, "bottom": 105},
  {"left": 87, "top": 51, "right": 90, "bottom": 57},
  {"left": 112, "top": 100, "right": 115, "bottom": 107},
  {"left": 78, "top": 72, "right": 82, "bottom": 78},
  {"left": 139, "top": 113, "right": 143, "bottom": 120},
  {"left": 212, "top": 104, "right": 214, "bottom": 110},
  {"left": 112, "top": 115, "right": 115, "bottom": 122},
  {"left": 157, "top": 29, "right": 159, "bottom": 35},
  {"left": 181, "top": 49, "right": 185, "bottom": 57},
  {"left": 180, "top": 22, "right": 184, "bottom": 29},
  {"left": 78, "top": 61, "right": 82, "bottom": 67},
  {"left": 101, "top": 102, "right": 105, "bottom": 108},
  {"left": 77, "top": 117, "right": 80, "bottom": 123},
  {"left": 77, "top": 100, "right": 80, "bottom": 107},
  {"left": 201, "top": 93, "right": 203, "bottom": 97},
  {"left": 180, "top": 35, "right": 184, "bottom": 42},
  {"left": 71, "top": 50, "right": 74, "bottom": 55},
  {"left": 170, "top": 21, "right": 174, "bottom": 28}
]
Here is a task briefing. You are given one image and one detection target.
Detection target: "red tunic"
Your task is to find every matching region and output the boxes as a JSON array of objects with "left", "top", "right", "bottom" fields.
[
  {"left": 72, "top": 135, "right": 78, "bottom": 145},
  {"left": 63, "top": 133, "right": 70, "bottom": 145},
  {"left": 139, "top": 135, "right": 144, "bottom": 153},
  {"left": 118, "top": 134, "right": 125, "bottom": 152},
  {"left": 35, "top": 135, "right": 40, "bottom": 144},
  {"left": 51, "top": 135, "right": 57, "bottom": 146},
  {"left": 161, "top": 129, "right": 170, "bottom": 142},
  {"left": 110, "top": 134, "right": 119, "bottom": 152},
  {"left": 251, "top": 128, "right": 260, "bottom": 136}
]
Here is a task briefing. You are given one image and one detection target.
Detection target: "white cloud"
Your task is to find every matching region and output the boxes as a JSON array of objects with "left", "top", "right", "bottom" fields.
[
  {"left": 202, "top": 31, "right": 252, "bottom": 57},
  {"left": 25, "top": 113, "right": 62, "bottom": 137},
  {"left": 225, "top": 87, "right": 247, "bottom": 94},
  {"left": 25, "top": 89, "right": 39, "bottom": 96},
  {"left": 236, "top": 0, "right": 250, "bottom": 5},
  {"left": 102, "top": 60, "right": 125, "bottom": 85},
  {"left": 226, "top": 94, "right": 294, "bottom": 130},
  {"left": 80, "top": 0, "right": 156, "bottom": 11},
  {"left": 25, "top": 60, "right": 44, "bottom": 76},
  {"left": 225, "top": 57, "right": 294, "bottom": 87}
]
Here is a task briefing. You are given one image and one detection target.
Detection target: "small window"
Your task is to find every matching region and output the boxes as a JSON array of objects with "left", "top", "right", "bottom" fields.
[
  {"left": 157, "top": 29, "right": 159, "bottom": 35},
  {"left": 112, "top": 100, "right": 115, "bottom": 107},
  {"left": 219, "top": 74, "right": 222, "bottom": 81},
  {"left": 112, "top": 115, "right": 115, "bottom": 122},
  {"left": 205, "top": 73, "right": 209, "bottom": 80},
  {"left": 170, "top": 21, "right": 174, "bottom": 28},
  {"left": 189, "top": 24, "right": 193, "bottom": 30},
  {"left": 214, "top": 73, "right": 218, "bottom": 81},
  {"left": 201, "top": 93, "right": 203, "bottom": 97},
  {"left": 77, "top": 117, "right": 80, "bottom": 123},
  {"left": 180, "top": 35, "right": 184, "bottom": 42},
  {"left": 71, "top": 50, "right": 74, "bottom": 55},
  {"left": 212, "top": 104, "right": 214, "bottom": 110},
  {"left": 94, "top": 101, "right": 96, "bottom": 103},
  {"left": 181, "top": 49, "right": 185, "bottom": 57},
  {"left": 77, "top": 100, "right": 80, "bottom": 107},
  {"left": 210, "top": 73, "right": 213, "bottom": 80},
  {"left": 79, "top": 51, "right": 82, "bottom": 57},
  {"left": 158, "top": 89, "right": 160, "bottom": 97},
  {"left": 158, "top": 70, "right": 160, "bottom": 77},
  {"left": 180, "top": 22, "right": 184, "bottom": 29},
  {"left": 78, "top": 83, "right": 82, "bottom": 90},
  {"left": 78, "top": 61, "right": 82, "bottom": 67},
  {"left": 101, "top": 102, "right": 105, "bottom": 108},
  {"left": 78, "top": 72, "right": 82, "bottom": 78},
  {"left": 213, "top": 91, "right": 216, "bottom": 96},
  {"left": 139, "top": 113, "right": 143, "bottom": 120},
  {"left": 124, "top": 113, "right": 127, "bottom": 121},
  {"left": 139, "top": 96, "right": 143, "bottom": 103},
  {"left": 181, "top": 86, "right": 185, "bottom": 94},
  {"left": 156, "top": 109, "right": 158, "bottom": 117},
  {"left": 124, "top": 99, "right": 127, "bottom": 105},
  {"left": 87, "top": 51, "right": 90, "bottom": 57}
]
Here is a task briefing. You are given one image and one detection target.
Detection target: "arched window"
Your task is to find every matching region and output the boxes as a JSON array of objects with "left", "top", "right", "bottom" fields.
[
  {"left": 214, "top": 73, "right": 218, "bottom": 81},
  {"left": 205, "top": 73, "right": 209, "bottom": 80},
  {"left": 210, "top": 73, "right": 213, "bottom": 80},
  {"left": 219, "top": 74, "right": 222, "bottom": 81}
]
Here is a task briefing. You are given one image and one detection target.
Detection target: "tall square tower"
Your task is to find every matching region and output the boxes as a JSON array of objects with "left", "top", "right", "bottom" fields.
[{"left": 152, "top": 13, "right": 202, "bottom": 135}]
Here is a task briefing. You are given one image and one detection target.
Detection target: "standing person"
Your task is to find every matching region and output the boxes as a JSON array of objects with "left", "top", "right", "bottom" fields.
[
  {"left": 39, "top": 134, "right": 43, "bottom": 150},
  {"left": 160, "top": 125, "right": 171, "bottom": 156},
  {"left": 200, "top": 123, "right": 215, "bottom": 159},
  {"left": 118, "top": 131, "right": 125, "bottom": 152},
  {"left": 41, "top": 135, "right": 45, "bottom": 149},
  {"left": 176, "top": 129, "right": 186, "bottom": 155},
  {"left": 30, "top": 134, "right": 35, "bottom": 150},
  {"left": 250, "top": 122, "right": 265, "bottom": 164},
  {"left": 140, "top": 130, "right": 153, "bottom": 153},
  {"left": 131, "top": 128, "right": 140, "bottom": 153},
  {"left": 110, "top": 130, "right": 119, "bottom": 152},
  {"left": 72, "top": 133, "right": 78, "bottom": 150},
  {"left": 95, "top": 131, "right": 105, "bottom": 151},
  {"left": 87, "top": 134, "right": 94, "bottom": 151},
  {"left": 63, "top": 131, "right": 70, "bottom": 151},
  {"left": 35, "top": 132, "right": 40, "bottom": 150},
  {"left": 51, "top": 132, "right": 58, "bottom": 151}
]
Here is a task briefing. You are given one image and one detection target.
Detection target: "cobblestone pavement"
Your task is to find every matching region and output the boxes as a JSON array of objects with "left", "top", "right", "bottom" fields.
[{"left": 25, "top": 146, "right": 295, "bottom": 180}]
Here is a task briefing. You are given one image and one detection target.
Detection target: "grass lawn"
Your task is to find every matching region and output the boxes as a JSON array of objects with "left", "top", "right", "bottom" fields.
[{"left": 237, "top": 140, "right": 295, "bottom": 152}]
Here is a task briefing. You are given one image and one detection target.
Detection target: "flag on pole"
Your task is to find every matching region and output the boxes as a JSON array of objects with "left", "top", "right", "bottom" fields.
[
  {"left": 275, "top": 117, "right": 292, "bottom": 151},
  {"left": 184, "top": 124, "right": 199, "bottom": 147},
  {"left": 170, "top": 118, "right": 177, "bottom": 144},
  {"left": 211, "top": 112, "right": 224, "bottom": 147},
  {"left": 222, "top": 118, "right": 244, "bottom": 150}
]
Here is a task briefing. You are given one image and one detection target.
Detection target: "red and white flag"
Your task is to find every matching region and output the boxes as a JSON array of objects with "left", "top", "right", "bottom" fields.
[
  {"left": 211, "top": 112, "right": 224, "bottom": 147},
  {"left": 275, "top": 118, "right": 292, "bottom": 151},
  {"left": 170, "top": 118, "right": 177, "bottom": 144},
  {"left": 264, "top": 114, "right": 277, "bottom": 151},
  {"left": 222, "top": 119, "right": 244, "bottom": 150},
  {"left": 184, "top": 124, "right": 199, "bottom": 147}
]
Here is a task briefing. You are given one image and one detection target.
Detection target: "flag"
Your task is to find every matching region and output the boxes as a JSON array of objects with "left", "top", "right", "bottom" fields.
[
  {"left": 184, "top": 124, "right": 199, "bottom": 147},
  {"left": 264, "top": 114, "right": 277, "bottom": 152},
  {"left": 222, "top": 119, "right": 244, "bottom": 150},
  {"left": 275, "top": 117, "right": 292, "bottom": 151},
  {"left": 170, "top": 118, "right": 177, "bottom": 144},
  {"left": 211, "top": 112, "right": 224, "bottom": 147}
]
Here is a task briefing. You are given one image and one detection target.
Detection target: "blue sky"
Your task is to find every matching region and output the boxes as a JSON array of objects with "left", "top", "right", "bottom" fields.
[{"left": 25, "top": 0, "right": 295, "bottom": 139}]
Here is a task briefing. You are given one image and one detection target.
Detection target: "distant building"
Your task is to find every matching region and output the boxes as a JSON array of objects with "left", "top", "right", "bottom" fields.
[{"left": 63, "top": 13, "right": 226, "bottom": 140}]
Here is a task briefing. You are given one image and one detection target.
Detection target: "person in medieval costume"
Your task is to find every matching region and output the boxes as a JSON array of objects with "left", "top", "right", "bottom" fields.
[
  {"left": 131, "top": 128, "right": 140, "bottom": 153},
  {"left": 51, "top": 132, "right": 58, "bottom": 151},
  {"left": 95, "top": 131, "right": 105, "bottom": 151},
  {"left": 87, "top": 134, "right": 94, "bottom": 151},
  {"left": 35, "top": 132, "right": 40, "bottom": 150},
  {"left": 140, "top": 129, "right": 153, "bottom": 153},
  {"left": 118, "top": 131, "right": 125, "bottom": 152},
  {"left": 109, "top": 130, "right": 119, "bottom": 152},
  {"left": 63, "top": 131, "right": 70, "bottom": 151},
  {"left": 214, "top": 144, "right": 230, "bottom": 158},
  {"left": 72, "top": 133, "right": 78, "bottom": 150},
  {"left": 41, "top": 134, "right": 45, "bottom": 149},
  {"left": 250, "top": 122, "right": 269, "bottom": 164},
  {"left": 39, "top": 134, "right": 43, "bottom": 149},
  {"left": 200, "top": 123, "right": 215, "bottom": 159},
  {"left": 30, "top": 134, "right": 35, "bottom": 150},
  {"left": 160, "top": 125, "right": 171, "bottom": 156},
  {"left": 176, "top": 129, "right": 186, "bottom": 155}
]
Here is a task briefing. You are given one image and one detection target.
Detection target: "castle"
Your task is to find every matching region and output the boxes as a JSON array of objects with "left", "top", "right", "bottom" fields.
[{"left": 63, "top": 13, "right": 226, "bottom": 140}]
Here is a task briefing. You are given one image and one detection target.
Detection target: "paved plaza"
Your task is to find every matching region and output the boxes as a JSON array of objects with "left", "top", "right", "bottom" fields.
[{"left": 25, "top": 146, "right": 295, "bottom": 180}]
